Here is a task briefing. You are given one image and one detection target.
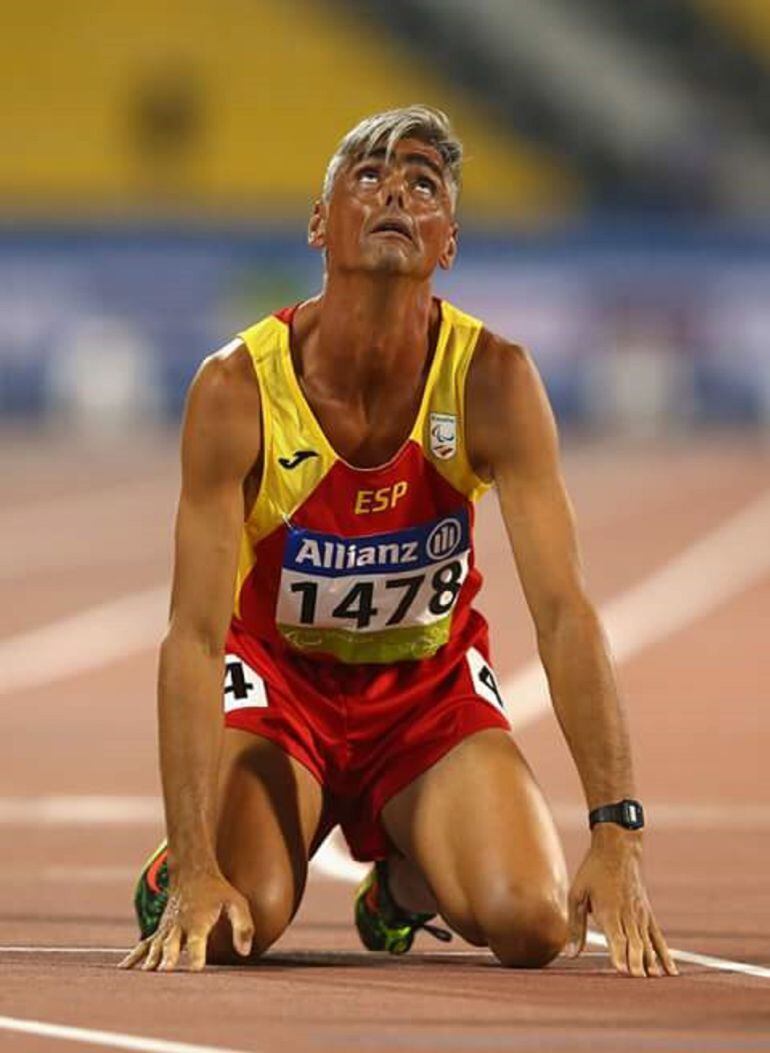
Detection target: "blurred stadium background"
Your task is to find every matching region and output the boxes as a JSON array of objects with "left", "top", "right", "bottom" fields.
[
  {"left": 2, "top": 8, "right": 770, "bottom": 1043},
  {"left": 2, "top": 0, "right": 769, "bottom": 436}
]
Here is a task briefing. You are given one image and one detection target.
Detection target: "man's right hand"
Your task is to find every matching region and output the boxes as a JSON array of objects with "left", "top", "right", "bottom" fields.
[{"left": 119, "top": 872, "right": 254, "bottom": 973}]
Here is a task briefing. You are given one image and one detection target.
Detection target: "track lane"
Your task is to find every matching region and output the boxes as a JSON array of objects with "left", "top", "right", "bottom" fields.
[{"left": 2, "top": 438, "right": 769, "bottom": 1052}]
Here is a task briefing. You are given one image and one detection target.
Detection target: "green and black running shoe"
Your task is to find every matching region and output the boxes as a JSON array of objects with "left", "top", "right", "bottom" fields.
[
  {"left": 354, "top": 860, "right": 452, "bottom": 955},
  {"left": 134, "top": 840, "right": 169, "bottom": 939}
]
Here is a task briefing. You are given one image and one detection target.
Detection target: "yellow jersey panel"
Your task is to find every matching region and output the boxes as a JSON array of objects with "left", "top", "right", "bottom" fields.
[{"left": 415, "top": 300, "right": 492, "bottom": 503}]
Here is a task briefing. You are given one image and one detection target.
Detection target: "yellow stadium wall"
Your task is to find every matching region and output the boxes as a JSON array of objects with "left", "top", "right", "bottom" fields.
[
  {"left": 1, "top": 0, "right": 579, "bottom": 223},
  {"left": 690, "top": 0, "right": 770, "bottom": 66}
]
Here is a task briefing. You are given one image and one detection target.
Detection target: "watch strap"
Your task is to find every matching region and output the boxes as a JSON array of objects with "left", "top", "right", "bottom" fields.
[{"left": 588, "top": 799, "right": 645, "bottom": 830}]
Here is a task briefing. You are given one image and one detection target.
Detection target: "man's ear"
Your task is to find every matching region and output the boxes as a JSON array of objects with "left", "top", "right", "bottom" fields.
[
  {"left": 438, "top": 222, "right": 459, "bottom": 271},
  {"left": 308, "top": 200, "right": 327, "bottom": 249}
]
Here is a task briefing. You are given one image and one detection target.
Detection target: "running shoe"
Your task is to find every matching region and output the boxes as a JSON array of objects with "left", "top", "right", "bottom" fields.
[
  {"left": 134, "top": 840, "right": 169, "bottom": 939},
  {"left": 354, "top": 859, "right": 452, "bottom": 955}
]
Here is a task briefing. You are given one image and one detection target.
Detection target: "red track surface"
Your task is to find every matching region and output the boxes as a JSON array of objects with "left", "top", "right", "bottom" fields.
[{"left": 2, "top": 433, "right": 769, "bottom": 1052}]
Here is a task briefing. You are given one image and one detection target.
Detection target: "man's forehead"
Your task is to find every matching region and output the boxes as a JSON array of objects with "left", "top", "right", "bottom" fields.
[{"left": 356, "top": 138, "right": 447, "bottom": 176}]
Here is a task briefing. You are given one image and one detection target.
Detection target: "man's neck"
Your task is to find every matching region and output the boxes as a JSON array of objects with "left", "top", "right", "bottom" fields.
[{"left": 305, "top": 273, "right": 437, "bottom": 400}]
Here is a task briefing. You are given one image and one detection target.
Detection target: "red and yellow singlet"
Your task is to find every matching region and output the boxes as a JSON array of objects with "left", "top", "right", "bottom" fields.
[{"left": 232, "top": 299, "right": 492, "bottom": 667}]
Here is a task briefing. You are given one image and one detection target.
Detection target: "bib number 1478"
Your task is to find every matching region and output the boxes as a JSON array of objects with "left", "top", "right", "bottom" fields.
[{"left": 288, "top": 558, "right": 464, "bottom": 631}]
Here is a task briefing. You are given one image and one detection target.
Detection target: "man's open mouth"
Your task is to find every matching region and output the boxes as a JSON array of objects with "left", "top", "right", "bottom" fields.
[{"left": 370, "top": 218, "right": 414, "bottom": 243}]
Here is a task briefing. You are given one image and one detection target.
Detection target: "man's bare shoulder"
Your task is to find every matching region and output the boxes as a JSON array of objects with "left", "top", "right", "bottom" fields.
[
  {"left": 190, "top": 339, "right": 261, "bottom": 420},
  {"left": 470, "top": 329, "right": 537, "bottom": 400},
  {"left": 466, "top": 328, "right": 556, "bottom": 477},
  {"left": 182, "top": 340, "right": 262, "bottom": 479}
]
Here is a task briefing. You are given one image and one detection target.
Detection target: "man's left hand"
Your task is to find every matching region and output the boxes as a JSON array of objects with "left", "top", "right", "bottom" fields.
[{"left": 566, "top": 825, "right": 678, "bottom": 977}]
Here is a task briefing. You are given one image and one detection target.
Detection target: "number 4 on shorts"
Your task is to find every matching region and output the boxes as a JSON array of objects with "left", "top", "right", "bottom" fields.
[
  {"left": 223, "top": 655, "right": 269, "bottom": 713},
  {"left": 466, "top": 647, "right": 506, "bottom": 712}
]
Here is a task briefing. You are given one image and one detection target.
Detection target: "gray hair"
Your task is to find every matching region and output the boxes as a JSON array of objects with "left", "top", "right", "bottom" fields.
[{"left": 322, "top": 105, "right": 462, "bottom": 204}]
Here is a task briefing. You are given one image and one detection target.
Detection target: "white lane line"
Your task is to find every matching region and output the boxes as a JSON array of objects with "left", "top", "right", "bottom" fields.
[
  {"left": 311, "top": 830, "right": 770, "bottom": 981},
  {"left": 312, "top": 831, "right": 368, "bottom": 884},
  {"left": 585, "top": 931, "right": 770, "bottom": 980},
  {"left": 0, "top": 1017, "right": 252, "bottom": 1053},
  {"left": 505, "top": 488, "right": 770, "bottom": 729},
  {"left": 2, "top": 796, "right": 769, "bottom": 831},
  {"left": 2, "top": 934, "right": 768, "bottom": 981},
  {"left": 0, "top": 796, "right": 163, "bottom": 825},
  {"left": 0, "top": 945, "right": 606, "bottom": 961},
  {"left": 0, "top": 946, "right": 128, "bottom": 954},
  {"left": 0, "top": 588, "right": 167, "bottom": 695},
  {"left": 2, "top": 489, "right": 768, "bottom": 705},
  {"left": 5, "top": 801, "right": 766, "bottom": 978},
  {"left": 0, "top": 946, "right": 485, "bottom": 957}
]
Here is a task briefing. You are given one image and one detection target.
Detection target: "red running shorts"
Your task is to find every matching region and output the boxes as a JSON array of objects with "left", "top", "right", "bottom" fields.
[{"left": 222, "top": 617, "right": 511, "bottom": 861}]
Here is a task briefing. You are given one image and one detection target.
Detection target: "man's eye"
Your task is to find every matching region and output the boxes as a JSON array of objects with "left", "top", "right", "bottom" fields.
[
  {"left": 415, "top": 176, "right": 438, "bottom": 195},
  {"left": 357, "top": 168, "right": 380, "bottom": 184}
]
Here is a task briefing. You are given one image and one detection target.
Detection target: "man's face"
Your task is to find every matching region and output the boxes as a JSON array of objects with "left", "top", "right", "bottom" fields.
[{"left": 309, "top": 138, "right": 458, "bottom": 279}]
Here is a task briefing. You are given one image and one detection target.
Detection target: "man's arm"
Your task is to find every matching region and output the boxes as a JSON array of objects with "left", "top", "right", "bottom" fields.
[
  {"left": 466, "top": 332, "right": 676, "bottom": 978},
  {"left": 120, "top": 341, "right": 261, "bottom": 973}
]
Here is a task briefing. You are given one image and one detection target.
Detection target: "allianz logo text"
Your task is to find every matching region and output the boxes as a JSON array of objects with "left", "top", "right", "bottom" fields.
[{"left": 283, "top": 509, "right": 470, "bottom": 578}]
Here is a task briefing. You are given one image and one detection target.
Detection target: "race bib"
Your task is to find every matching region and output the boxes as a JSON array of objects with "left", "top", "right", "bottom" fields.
[{"left": 275, "top": 509, "right": 471, "bottom": 659}]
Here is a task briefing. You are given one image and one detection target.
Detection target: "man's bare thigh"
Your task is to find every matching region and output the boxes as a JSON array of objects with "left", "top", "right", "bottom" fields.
[
  {"left": 209, "top": 729, "right": 324, "bottom": 959},
  {"left": 382, "top": 728, "right": 568, "bottom": 949}
]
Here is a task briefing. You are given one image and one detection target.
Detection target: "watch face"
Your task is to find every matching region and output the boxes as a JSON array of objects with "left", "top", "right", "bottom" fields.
[{"left": 622, "top": 800, "right": 644, "bottom": 829}]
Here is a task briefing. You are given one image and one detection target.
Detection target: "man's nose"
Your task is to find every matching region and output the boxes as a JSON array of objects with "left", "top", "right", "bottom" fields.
[{"left": 382, "top": 170, "right": 407, "bottom": 209}]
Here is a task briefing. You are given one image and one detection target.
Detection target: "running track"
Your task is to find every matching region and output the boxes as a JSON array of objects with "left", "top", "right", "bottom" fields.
[{"left": 1, "top": 431, "right": 768, "bottom": 1052}]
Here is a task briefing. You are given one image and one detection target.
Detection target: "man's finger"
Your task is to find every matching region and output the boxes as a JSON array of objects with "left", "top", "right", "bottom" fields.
[
  {"left": 225, "top": 899, "right": 255, "bottom": 958},
  {"left": 141, "top": 935, "right": 164, "bottom": 972},
  {"left": 118, "top": 939, "right": 150, "bottom": 970},
  {"left": 186, "top": 933, "right": 209, "bottom": 972},
  {"left": 600, "top": 917, "right": 629, "bottom": 975},
  {"left": 641, "top": 928, "right": 662, "bottom": 977},
  {"left": 565, "top": 892, "right": 588, "bottom": 958},
  {"left": 623, "top": 919, "right": 646, "bottom": 978},
  {"left": 650, "top": 917, "right": 679, "bottom": 977},
  {"left": 158, "top": 929, "right": 183, "bottom": 973}
]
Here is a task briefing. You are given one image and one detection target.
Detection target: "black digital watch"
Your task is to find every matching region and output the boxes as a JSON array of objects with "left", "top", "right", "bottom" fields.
[{"left": 588, "top": 798, "right": 645, "bottom": 831}]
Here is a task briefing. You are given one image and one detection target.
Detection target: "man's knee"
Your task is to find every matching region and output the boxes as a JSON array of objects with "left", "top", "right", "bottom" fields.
[
  {"left": 448, "top": 881, "right": 567, "bottom": 968},
  {"left": 208, "top": 874, "right": 297, "bottom": 963},
  {"left": 478, "top": 884, "right": 569, "bottom": 968},
  {"left": 248, "top": 875, "right": 297, "bottom": 953}
]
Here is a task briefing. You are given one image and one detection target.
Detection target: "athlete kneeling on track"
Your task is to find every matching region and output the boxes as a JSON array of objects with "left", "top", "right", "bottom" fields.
[{"left": 120, "top": 105, "right": 676, "bottom": 978}]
